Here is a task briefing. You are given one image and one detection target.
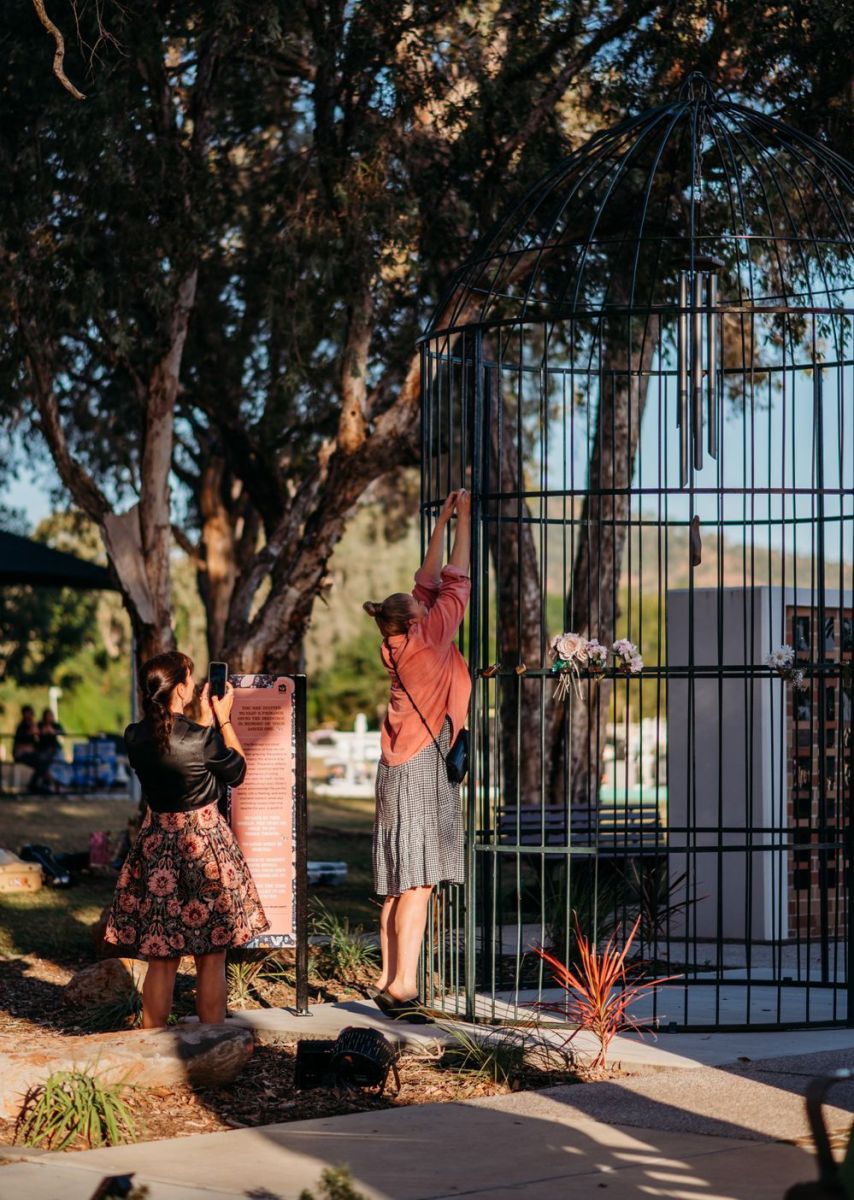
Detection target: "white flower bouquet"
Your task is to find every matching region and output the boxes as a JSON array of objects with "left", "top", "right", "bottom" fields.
[
  {"left": 612, "top": 638, "right": 644, "bottom": 676},
  {"left": 549, "top": 633, "right": 642, "bottom": 701},
  {"left": 765, "top": 644, "right": 808, "bottom": 691},
  {"left": 549, "top": 632, "right": 590, "bottom": 701}
]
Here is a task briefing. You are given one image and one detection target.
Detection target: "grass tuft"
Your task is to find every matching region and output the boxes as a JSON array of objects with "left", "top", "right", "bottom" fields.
[
  {"left": 15, "top": 1069, "right": 137, "bottom": 1150},
  {"left": 309, "top": 898, "right": 378, "bottom": 982},
  {"left": 226, "top": 954, "right": 267, "bottom": 1009},
  {"left": 298, "top": 1165, "right": 369, "bottom": 1200}
]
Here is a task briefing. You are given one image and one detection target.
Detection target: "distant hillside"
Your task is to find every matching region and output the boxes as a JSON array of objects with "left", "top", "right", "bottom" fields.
[
  {"left": 541, "top": 501, "right": 851, "bottom": 600},
  {"left": 304, "top": 495, "right": 852, "bottom": 727}
]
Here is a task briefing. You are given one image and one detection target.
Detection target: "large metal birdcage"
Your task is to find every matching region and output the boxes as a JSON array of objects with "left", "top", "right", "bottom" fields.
[{"left": 419, "top": 74, "right": 854, "bottom": 1030}]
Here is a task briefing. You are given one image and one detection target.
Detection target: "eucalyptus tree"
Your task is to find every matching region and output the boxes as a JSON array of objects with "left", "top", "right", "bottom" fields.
[
  {"left": 0, "top": 1, "right": 283, "bottom": 659},
  {"left": 0, "top": 0, "right": 661, "bottom": 668}
]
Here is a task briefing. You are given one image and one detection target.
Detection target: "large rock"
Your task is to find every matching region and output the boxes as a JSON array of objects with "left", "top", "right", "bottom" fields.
[
  {"left": 63, "top": 958, "right": 147, "bottom": 1007},
  {"left": 0, "top": 1024, "right": 253, "bottom": 1117}
]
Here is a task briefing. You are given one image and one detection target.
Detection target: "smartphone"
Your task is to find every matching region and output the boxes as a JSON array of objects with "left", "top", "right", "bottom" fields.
[{"left": 208, "top": 661, "right": 228, "bottom": 701}]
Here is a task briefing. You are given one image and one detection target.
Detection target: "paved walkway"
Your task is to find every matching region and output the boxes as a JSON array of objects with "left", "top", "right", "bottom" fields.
[
  {"left": 233, "top": 998, "right": 854, "bottom": 1069},
  {"left": 2, "top": 1013, "right": 853, "bottom": 1199},
  {"left": 0, "top": 1084, "right": 825, "bottom": 1200}
]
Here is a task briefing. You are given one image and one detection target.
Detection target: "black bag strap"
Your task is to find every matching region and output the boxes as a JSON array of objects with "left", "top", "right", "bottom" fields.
[{"left": 384, "top": 638, "right": 448, "bottom": 763}]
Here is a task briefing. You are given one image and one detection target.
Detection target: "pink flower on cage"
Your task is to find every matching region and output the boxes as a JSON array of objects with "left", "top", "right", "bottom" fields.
[
  {"left": 117, "top": 925, "right": 137, "bottom": 945},
  {"left": 196, "top": 805, "right": 218, "bottom": 829},
  {"left": 118, "top": 892, "right": 138, "bottom": 913},
  {"left": 612, "top": 639, "right": 643, "bottom": 674},
  {"left": 166, "top": 898, "right": 182, "bottom": 918},
  {"left": 204, "top": 860, "right": 221, "bottom": 880},
  {"left": 210, "top": 925, "right": 232, "bottom": 946},
  {"left": 168, "top": 933, "right": 186, "bottom": 951},
  {"left": 214, "top": 892, "right": 234, "bottom": 913}
]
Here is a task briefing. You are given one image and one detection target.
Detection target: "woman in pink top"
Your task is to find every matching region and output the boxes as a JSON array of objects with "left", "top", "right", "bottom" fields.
[{"left": 363, "top": 489, "right": 471, "bottom": 1019}]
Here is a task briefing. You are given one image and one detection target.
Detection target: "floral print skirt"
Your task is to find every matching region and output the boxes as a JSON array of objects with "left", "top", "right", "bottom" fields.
[{"left": 104, "top": 801, "right": 269, "bottom": 960}]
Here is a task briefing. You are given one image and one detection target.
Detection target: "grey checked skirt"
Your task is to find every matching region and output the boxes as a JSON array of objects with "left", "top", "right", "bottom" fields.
[{"left": 373, "top": 718, "right": 464, "bottom": 896}]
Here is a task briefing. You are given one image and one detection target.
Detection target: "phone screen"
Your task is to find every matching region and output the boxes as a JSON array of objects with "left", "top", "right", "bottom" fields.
[{"left": 208, "top": 661, "right": 228, "bottom": 700}]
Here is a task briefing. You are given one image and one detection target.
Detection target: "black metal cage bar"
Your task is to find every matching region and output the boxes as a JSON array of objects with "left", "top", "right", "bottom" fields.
[{"left": 419, "top": 75, "right": 854, "bottom": 1030}]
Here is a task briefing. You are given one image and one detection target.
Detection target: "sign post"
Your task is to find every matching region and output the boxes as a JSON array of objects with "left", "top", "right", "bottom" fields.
[{"left": 227, "top": 673, "right": 308, "bottom": 1013}]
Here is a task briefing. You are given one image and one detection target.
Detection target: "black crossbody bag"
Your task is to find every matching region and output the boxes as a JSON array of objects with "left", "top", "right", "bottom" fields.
[{"left": 385, "top": 640, "right": 470, "bottom": 784}]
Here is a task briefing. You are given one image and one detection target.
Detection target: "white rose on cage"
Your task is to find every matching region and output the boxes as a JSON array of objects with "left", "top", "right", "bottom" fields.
[
  {"left": 549, "top": 631, "right": 588, "bottom": 701},
  {"left": 555, "top": 632, "right": 589, "bottom": 665}
]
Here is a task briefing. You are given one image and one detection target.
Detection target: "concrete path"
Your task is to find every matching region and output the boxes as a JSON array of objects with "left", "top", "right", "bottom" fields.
[
  {"left": 232, "top": 998, "right": 854, "bottom": 1070},
  {"left": 3, "top": 1008, "right": 854, "bottom": 1199},
  {"left": 0, "top": 1088, "right": 819, "bottom": 1200},
  {"left": 3, "top": 1042, "right": 852, "bottom": 1199}
]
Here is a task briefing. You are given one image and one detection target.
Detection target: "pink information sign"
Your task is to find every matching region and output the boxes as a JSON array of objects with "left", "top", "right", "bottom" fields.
[{"left": 228, "top": 675, "right": 304, "bottom": 948}]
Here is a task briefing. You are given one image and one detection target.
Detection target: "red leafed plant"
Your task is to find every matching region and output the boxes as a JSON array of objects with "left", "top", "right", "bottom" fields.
[{"left": 532, "top": 914, "right": 678, "bottom": 1070}]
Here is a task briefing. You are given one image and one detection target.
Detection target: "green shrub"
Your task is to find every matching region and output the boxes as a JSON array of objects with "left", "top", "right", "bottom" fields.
[
  {"left": 226, "top": 954, "right": 267, "bottom": 1009},
  {"left": 299, "top": 1166, "right": 368, "bottom": 1200},
  {"left": 15, "top": 1070, "right": 137, "bottom": 1150},
  {"left": 437, "top": 1022, "right": 527, "bottom": 1085},
  {"left": 309, "top": 898, "right": 378, "bottom": 982}
]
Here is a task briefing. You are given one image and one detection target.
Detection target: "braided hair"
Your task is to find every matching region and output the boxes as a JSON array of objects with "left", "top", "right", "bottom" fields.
[{"left": 139, "top": 651, "right": 194, "bottom": 757}]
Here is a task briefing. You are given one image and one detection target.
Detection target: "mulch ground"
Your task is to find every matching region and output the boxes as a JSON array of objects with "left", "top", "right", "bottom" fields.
[{"left": 0, "top": 951, "right": 598, "bottom": 1154}]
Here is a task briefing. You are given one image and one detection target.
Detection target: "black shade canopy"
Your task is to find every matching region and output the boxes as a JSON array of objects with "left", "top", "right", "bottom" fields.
[{"left": 0, "top": 530, "right": 116, "bottom": 591}]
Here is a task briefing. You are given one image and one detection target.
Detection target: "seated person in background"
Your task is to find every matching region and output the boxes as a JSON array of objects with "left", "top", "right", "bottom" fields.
[
  {"left": 13, "top": 705, "right": 52, "bottom": 793},
  {"left": 38, "top": 709, "right": 64, "bottom": 757},
  {"left": 38, "top": 709, "right": 65, "bottom": 791}
]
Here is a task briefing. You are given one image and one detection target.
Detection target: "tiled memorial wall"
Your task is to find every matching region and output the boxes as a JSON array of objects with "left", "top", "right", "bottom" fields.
[{"left": 787, "top": 607, "right": 853, "bottom": 937}]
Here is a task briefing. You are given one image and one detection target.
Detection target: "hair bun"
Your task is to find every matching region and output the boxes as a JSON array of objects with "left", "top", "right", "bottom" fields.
[{"left": 363, "top": 600, "right": 382, "bottom": 618}]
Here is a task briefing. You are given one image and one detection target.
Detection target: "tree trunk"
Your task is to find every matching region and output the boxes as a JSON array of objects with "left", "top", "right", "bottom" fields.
[
  {"left": 489, "top": 374, "right": 544, "bottom": 808},
  {"left": 196, "top": 451, "right": 263, "bottom": 657},
  {"left": 137, "top": 267, "right": 198, "bottom": 661},
  {"left": 549, "top": 318, "right": 658, "bottom": 810},
  {"left": 25, "top": 269, "right": 199, "bottom": 674}
]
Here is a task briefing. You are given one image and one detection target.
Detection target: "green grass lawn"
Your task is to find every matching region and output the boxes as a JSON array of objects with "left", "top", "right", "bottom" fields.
[
  {"left": 307, "top": 792, "right": 376, "bottom": 926},
  {"left": 0, "top": 792, "right": 377, "bottom": 963}
]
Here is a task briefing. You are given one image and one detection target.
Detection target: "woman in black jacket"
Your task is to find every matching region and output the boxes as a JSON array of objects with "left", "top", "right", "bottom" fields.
[{"left": 104, "top": 651, "right": 268, "bottom": 1027}]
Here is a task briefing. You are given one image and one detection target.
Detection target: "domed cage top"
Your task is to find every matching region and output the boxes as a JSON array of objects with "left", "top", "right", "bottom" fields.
[{"left": 419, "top": 74, "right": 854, "bottom": 1030}]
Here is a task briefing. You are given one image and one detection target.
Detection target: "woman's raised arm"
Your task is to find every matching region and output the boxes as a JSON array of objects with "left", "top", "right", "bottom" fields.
[
  {"left": 420, "top": 490, "right": 459, "bottom": 581},
  {"left": 448, "top": 489, "right": 471, "bottom": 573}
]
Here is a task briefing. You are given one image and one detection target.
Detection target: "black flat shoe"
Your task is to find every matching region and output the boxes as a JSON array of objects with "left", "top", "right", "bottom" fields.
[
  {"left": 371, "top": 989, "right": 397, "bottom": 1014},
  {"left": 377, "top": 992, "right": 434, "bottom": 1024}
]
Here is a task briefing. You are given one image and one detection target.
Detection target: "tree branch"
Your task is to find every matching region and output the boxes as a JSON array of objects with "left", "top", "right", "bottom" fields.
[
  {"left": 171, "top": 523, "right": 201, "bottom": 563},
  {"left": 31, "top": 0, "right": 86, "bottom": 100},
  {"left": 495, "top": 0, "right": 660, "bottom": 163},
  {"left": 22, "top": 329, "right": 109, "bottom": 520},
  {"left": 337, "top": 285, "right": 374, "bottom": 453}
]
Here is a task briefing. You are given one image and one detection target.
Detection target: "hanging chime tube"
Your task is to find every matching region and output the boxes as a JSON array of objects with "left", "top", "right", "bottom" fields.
[
  {"left": 707, "top": 273, "right": 718, "bottom": 458},
  {"left": 678, "top": 271, "right": 689, "bottom": 486},
  {"left": 692, "top": 270, "right": 704, "bottom": 472}
]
